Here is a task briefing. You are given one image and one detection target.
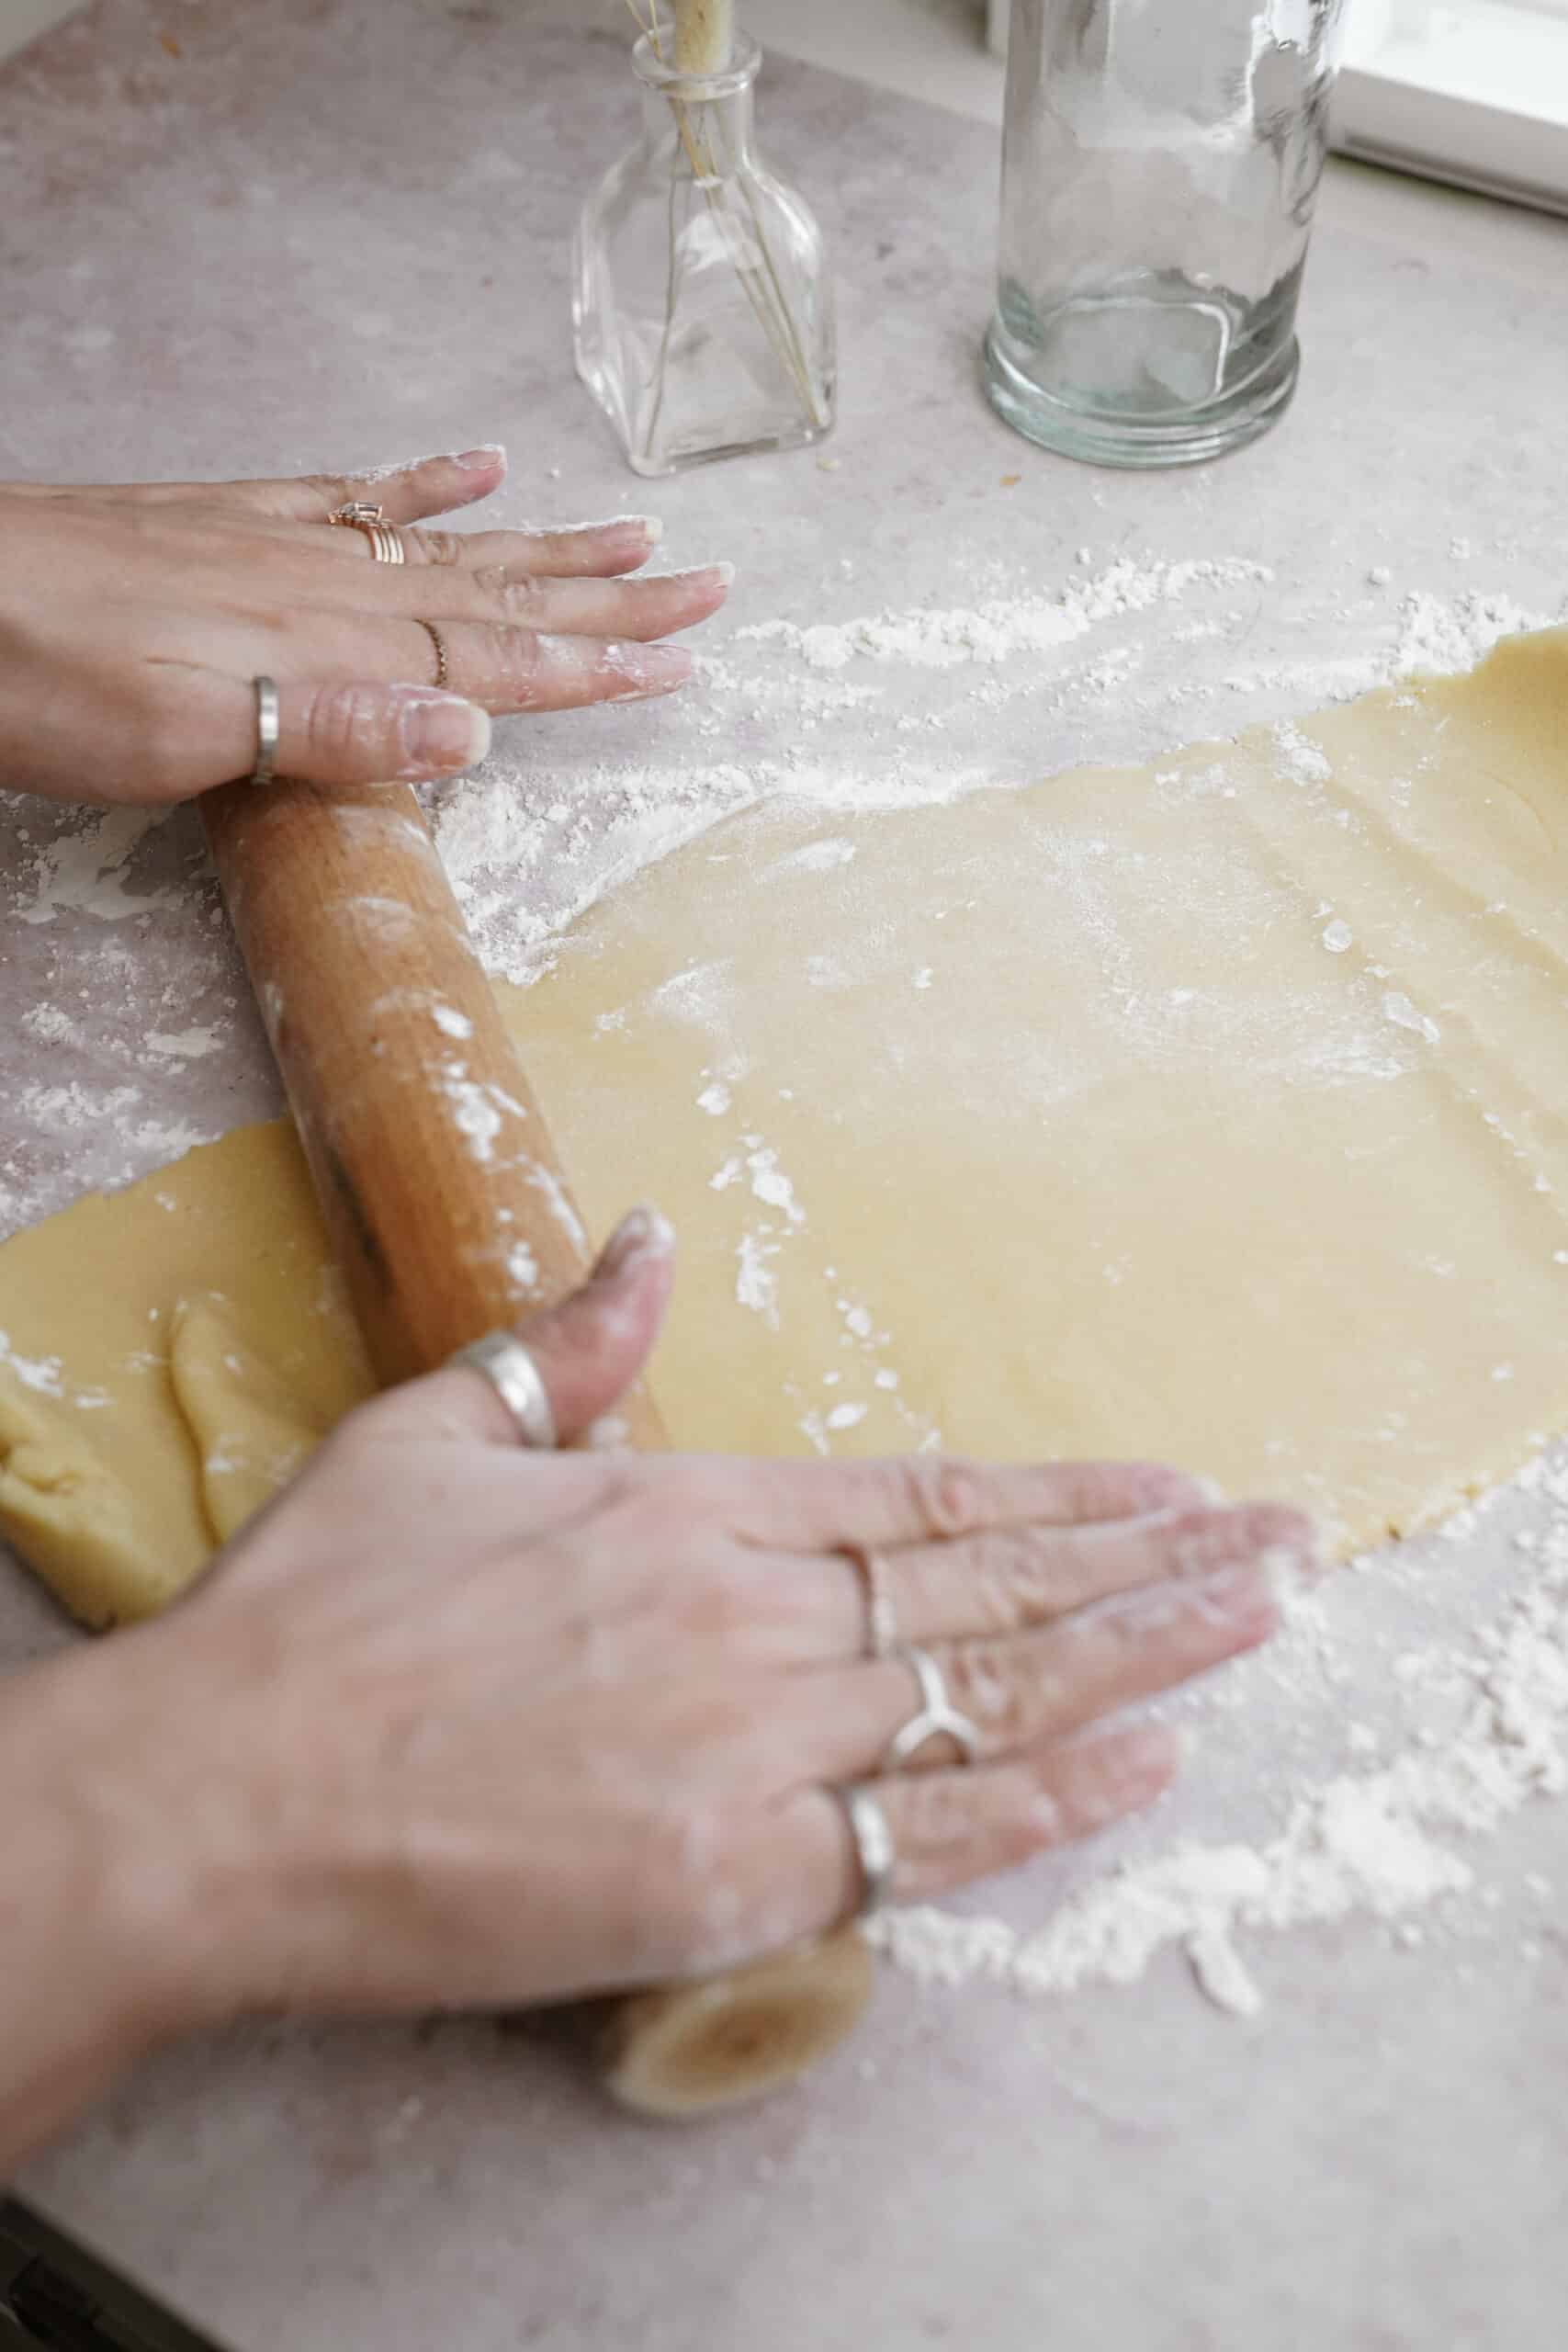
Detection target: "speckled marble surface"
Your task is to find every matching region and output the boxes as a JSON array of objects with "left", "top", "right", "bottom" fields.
[{"left": 4, "top": 5, "right": 1568, "bottom": 2346}]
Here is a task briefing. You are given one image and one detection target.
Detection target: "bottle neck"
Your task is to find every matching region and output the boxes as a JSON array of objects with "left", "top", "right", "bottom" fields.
[{"left": 633, "top": 30, "right": 761, "bottom": 176}]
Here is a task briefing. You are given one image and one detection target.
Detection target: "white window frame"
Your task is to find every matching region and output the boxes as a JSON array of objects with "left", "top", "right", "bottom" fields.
[
  {"left": 1337, "top": 0, "right": 1568, "bottom": 217},
  {"left": 984, "top": 0, "right": 1568, "bottom": 218}
]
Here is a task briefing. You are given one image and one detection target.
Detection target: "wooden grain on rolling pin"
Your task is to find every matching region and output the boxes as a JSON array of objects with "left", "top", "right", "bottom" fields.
[{"left": 202, "top": 776, "right": 665, "bottom": 1448}]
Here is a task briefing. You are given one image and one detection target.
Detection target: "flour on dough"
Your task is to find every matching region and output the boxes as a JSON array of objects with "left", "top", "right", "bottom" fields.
[{"left": 3, "top": 629, "right": 1567, "bottom": 1625}]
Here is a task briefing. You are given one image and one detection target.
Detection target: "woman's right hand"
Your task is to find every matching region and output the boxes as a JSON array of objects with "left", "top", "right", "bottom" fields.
[{"left": 27, "top": 1206, "right": 1316, "bottom": 2058}]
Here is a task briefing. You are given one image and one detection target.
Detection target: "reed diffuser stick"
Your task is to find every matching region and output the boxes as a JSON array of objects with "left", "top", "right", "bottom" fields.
[
  {"left": 621, "top": 0, "right": 827, "bottom": 457},
  {"left": 674, "top": 0, "right": 732, "bottom": 74}
]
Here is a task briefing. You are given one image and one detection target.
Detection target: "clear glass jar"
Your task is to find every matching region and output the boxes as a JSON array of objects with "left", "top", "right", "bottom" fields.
[
  {"left": 573, "top": 31, "right": 835, "bottom": 478},
  {"left": 985, "top": 0, "right": 1348, "bottom": 468}
]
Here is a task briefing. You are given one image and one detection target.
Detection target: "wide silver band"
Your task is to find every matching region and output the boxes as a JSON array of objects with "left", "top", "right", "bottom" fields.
[
  {"left": 250, "top": 674, "right": 280, "bottom": 786},
  {"left": 448, "top": 1330, "right": 558, "bottom": 1450},
  {"left": 844, "top": 1541, "right": 899, "bottom": 1659},
  {"left": 881, "top": 1644, "right": 983, "bottom": 1771},
  {"left": 838, "top": 1781, "right": 897, "bottom": 1919}
]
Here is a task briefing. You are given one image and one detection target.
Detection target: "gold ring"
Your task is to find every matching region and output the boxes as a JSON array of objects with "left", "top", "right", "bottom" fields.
[
  {"left": 332, "top": 500, "right": 405, "bottom": 565},
  {"left": 415, "top": 618, "right": 449, "bottom": 690}
]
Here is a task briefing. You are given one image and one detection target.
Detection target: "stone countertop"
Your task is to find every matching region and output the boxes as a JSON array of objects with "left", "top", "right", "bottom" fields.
[{"left": 3, "top": 4, "right": 1568, "bottom": 2346}]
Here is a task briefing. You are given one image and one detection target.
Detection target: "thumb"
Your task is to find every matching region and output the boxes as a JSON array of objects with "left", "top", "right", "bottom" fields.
[{"left": 394, "top": 1205, "right": 677, "bottom": 1449}]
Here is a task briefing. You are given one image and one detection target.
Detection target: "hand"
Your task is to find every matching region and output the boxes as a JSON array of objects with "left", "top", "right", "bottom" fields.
[
  {"left": 30, "top": 1210, "right": 1316, "bottom": 2053},
  {"left": 0, "top": 447, "right": 728, "bottom": 806}
]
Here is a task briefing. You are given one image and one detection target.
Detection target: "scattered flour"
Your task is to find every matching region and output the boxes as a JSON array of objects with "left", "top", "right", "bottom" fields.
[
  {"left": 735, "top": 1231, "right": 780, "bottom": 1325},
  {"left": 145, "top": 1025, "right": 221, "bottom": 1060},
  {"left": 738, "top": 558, "right": 1274, "bottom": 673},
  {"left": 11, "top": 807, "right": 176, "bottom": 927},
  {"left": 871, "top": 1453, "right": 1568, "bottom": 2016},
  {"left": 422, "top": 560, "right": 1567, "bottom": 989},
  {"left": 0, "top": 1333, "right": 65, "bottom": 1396}
]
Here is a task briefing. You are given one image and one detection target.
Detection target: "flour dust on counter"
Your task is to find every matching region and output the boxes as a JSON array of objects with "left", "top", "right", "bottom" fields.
[
  {"left": 427, "top": 548, "right": 1568, "bottom": 989},
  {"left": 874, "top": 1442, "right": 1568, "bottom": 2018}
]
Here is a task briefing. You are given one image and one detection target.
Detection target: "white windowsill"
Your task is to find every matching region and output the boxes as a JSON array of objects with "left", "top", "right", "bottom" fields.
[{"left": 1337, "top": 0, "right": 1568, "bottom": 217}]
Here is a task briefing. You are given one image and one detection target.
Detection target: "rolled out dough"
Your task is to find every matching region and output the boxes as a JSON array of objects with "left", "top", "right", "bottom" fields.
[{"left": 4, "top": 628, "right": 1568, "bottom": 1627}]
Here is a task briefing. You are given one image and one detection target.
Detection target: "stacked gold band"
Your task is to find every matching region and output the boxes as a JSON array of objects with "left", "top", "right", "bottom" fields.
[{"left": 331, "top": 499, "right": 405, "bottom": 564}]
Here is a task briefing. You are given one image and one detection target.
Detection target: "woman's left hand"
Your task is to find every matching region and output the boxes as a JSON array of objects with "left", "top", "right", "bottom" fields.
[{"left": 0, "top": 446, "right": 727, "bottom": 805}]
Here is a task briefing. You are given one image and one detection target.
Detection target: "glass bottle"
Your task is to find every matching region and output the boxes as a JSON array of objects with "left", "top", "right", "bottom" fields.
[
  {"left": 985, "top": 0, "right": 1348, "bottom": 468},
  {"left": 573, "top": 30, "right": 835, "bottom": 478}
]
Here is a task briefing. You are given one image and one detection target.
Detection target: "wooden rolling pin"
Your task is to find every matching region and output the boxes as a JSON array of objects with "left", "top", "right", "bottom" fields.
[{"left": 200, "top": 775, "right": 873, "bottom": 2116}]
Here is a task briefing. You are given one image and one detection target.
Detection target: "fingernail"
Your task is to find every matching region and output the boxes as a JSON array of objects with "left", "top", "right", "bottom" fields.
[
  {"left": 396, "top": 692, "right": 491, "bottom": 774},
  {"left": 664, "top": 562, "right": 735, "bottom": 593},
  {"left": 455, "top": 444, "right": 506, "bottom": 469},
  {"left": 594, "top": 1203, "right": 676, "bottom": 1281},
  {"left": 551, "top": 514, "right": 662, "bottom": 542}
]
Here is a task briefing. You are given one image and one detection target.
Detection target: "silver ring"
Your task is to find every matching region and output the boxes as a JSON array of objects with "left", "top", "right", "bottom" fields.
[
  {"left": 250, "top": 675, "right": 280, "bottom": 786},
  {"left": 448, "top": 1331, "right": 557, "bottom": 1449},
  {"left": 880, "top": 1645, "right": 983, "bottom": 1772},
  {"left": 837, "top": 1782, "right": 896, "bottom": 1919},
  {"left": 843, "top": 1542, "right": 898, "bottom": 1659}
]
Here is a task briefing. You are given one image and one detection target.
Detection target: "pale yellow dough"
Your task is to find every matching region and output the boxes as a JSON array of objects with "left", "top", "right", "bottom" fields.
[{"left": 5, "top": 630, "right": 1568, "bottom": 1626}]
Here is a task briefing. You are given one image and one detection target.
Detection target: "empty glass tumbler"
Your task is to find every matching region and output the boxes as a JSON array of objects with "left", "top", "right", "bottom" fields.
[
  {"left": 985, "top": 0, "right": 1347, "bottom": 466},
  {"left": 574, "top": 31, "right": 834, "bottom": 477}
]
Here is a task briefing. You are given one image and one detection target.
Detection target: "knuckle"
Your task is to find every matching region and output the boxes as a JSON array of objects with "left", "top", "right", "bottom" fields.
[
  {"left": 475, "top": 565, "right": 550, "bottom": 624},
  {"left": 303, "top": 681, "right": 387, "bottom": 768},
  {"left": 407, "top": 526, "right": 464, "bottom": 567},
  {"left": 966, "top": 1523, "right": 1061, "bottom": 1615},
  {"left": 943, "top": 1639, "right": 1035, "bottom": 1745},
  {"left": 902, "top": 1454, "right": 991, "bottom": 1542},
  {"left": 477, "top": 617, "right": 544, "bottom": 699}
]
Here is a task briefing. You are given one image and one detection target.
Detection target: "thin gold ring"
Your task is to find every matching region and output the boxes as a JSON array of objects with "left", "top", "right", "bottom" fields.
[
  {"left": 332, "top": 500, "right": 405, "bottom": 565},
  {"left": 415, "top": 618, "right": 449, "bottom": 690}
]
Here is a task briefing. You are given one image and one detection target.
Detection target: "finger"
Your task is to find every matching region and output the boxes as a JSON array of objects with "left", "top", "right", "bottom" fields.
[
  {"left": 344, "top": 560, "right": 733, "bottom": 645},
  {"left": 778, "top": 1719, "right": 1181, "bottom": 1935},
  {"left": 789, "top": 1500, "right": 1318, "bottom": 1663},
  {"left": 50, "top": 448, "right": 513, "bottom": 523},
  {"left": 114, "top": 616, "right": 693, "bottom": 802},
  {"left": 389, "top": 1204, "right": 677, "bottom": 1450},
  {"left": 240, "top": 446, "right": 512, "bottom": 525},
  {"left": 791, "top": 1555, "right": 1288, "bottom": 1781},
  {"left": 265, "top": 538, "right": 730, "bottom": 642},
  {"left": 263, "top": 679, "right": 493, "bottom": 786},
  {"left": 322, "top": 515, "right": 669, "bottom": 580},
  {"left": 324, "top": 615, "right": 694, "bottom": 712},
  {"left": 713, "top": 1454, "right": 1222, "bottom": 1556}
]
